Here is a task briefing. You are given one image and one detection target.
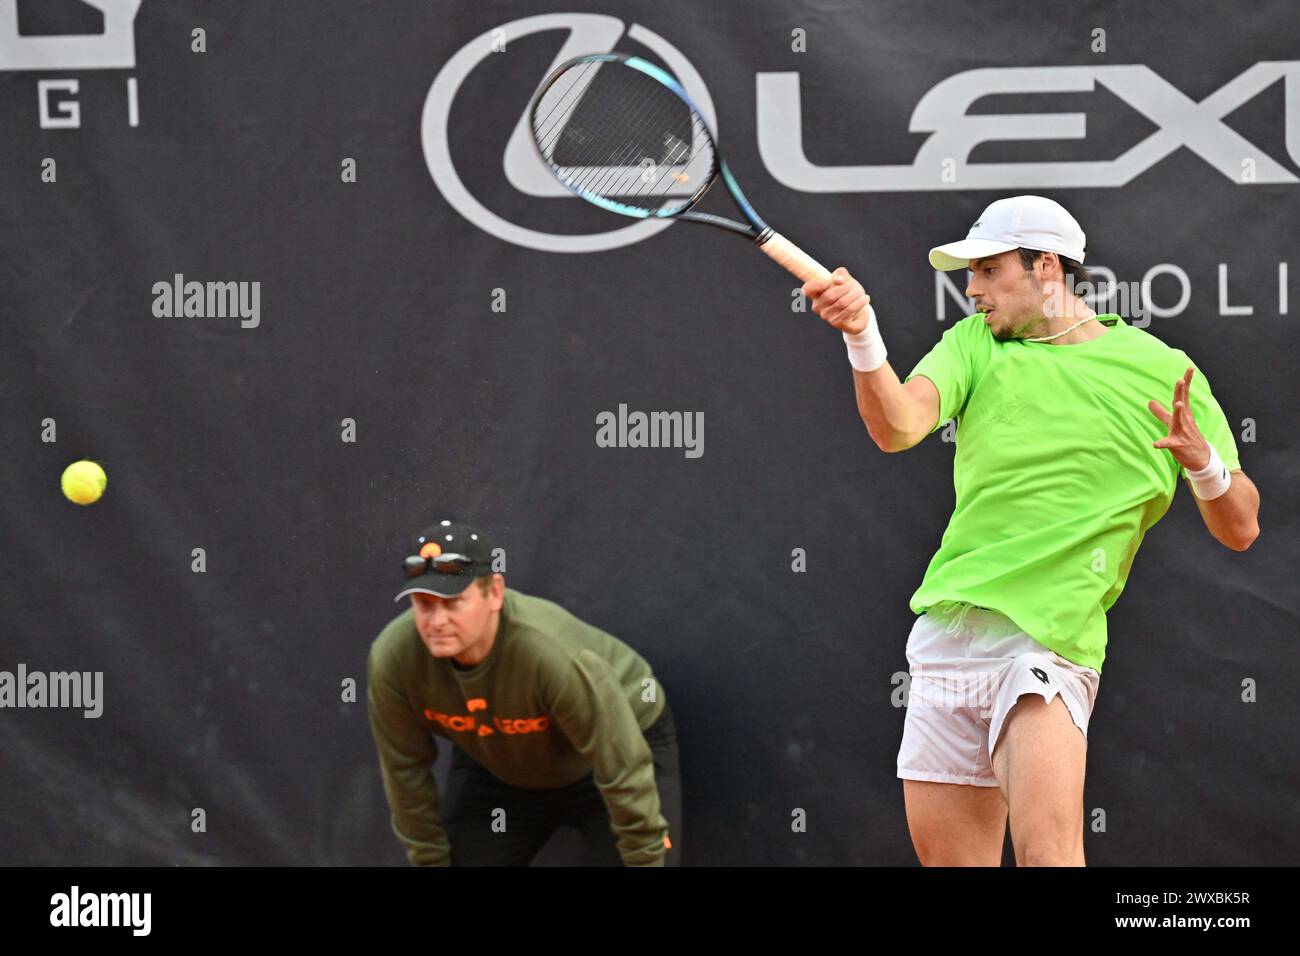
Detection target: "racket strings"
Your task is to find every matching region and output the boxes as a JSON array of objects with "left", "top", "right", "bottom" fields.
[
  {"left": 531, "top": 60, "right": 602, "bottom": 151},
  {"left": 531, "top": 59, "right": 715, "bottom": 216},
  {"left": 635, "top": 113, "right": 712, "bottom": 206},
  {"left": 535, "top": 61, "right": 636, "bottom": 165},
  {"left": 577, "top": 91, "right": 710, "bottom": 212},
  {"left": 573, "top": 87, "right": 689, "bottom": 202},
  {"left": 591, "top": 87, "right": 707, "bottom": 205},
  {"left": 541, "top": 68, "right": 694, "bottom": 187},
  {"left": 533, "top": 61, "right": 633, "bottom": 162},
  {"left": 535, "top": 76, "right": 634, "bottom": 195},
  {"left": 555, "top": 73, "right": 669, "bottom": 196},
  {"left": 540, "top": 65, "right": 677, "bottom": 196}
]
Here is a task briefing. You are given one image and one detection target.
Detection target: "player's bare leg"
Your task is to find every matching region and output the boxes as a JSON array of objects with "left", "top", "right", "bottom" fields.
[
  {"left": 991, "top": 694, "right": 1087, "bottom": 866},
  {"left": 903, "top": 779, "right": 1008, "bottom": 866}
]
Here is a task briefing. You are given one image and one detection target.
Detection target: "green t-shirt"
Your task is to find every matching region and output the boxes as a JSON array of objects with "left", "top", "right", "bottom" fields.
[
  {"left": 366, "top": 588, "right": 669, "bottom": 866},
  {"left": 904, "top": 313, "right": 1241, "bottom": 673}
]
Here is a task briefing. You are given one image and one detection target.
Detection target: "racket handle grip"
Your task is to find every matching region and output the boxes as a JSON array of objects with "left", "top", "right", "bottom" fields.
[
  {"left": 759, "top": 231, "right": 872, "bottom": 331},
  {"left": 757, "top": 231, "right": 831, "bottom": 282}
]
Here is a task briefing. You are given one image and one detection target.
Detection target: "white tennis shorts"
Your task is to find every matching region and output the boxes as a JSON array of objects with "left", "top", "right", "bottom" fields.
[{"left": 896, "top": 601, "right": 1101, "bottom": 787}]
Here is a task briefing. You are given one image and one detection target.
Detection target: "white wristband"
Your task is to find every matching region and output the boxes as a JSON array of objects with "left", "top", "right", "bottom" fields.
[
  {"left": 843, "top": 305, "right": 887, "bottom": 373},
  {"left": 1186, "top": 442, "right": 1232, "bottom": 500}
]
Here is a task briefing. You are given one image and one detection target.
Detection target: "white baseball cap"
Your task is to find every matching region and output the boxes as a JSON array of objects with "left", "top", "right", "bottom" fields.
[{"left": 928, "top": 195, "right": 1087, "bottom": 271}]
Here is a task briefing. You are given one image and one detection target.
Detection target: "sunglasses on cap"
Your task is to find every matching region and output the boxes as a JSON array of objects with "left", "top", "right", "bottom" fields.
[{"left": 402, "top": 553, "right": 482, "bottom": 578}]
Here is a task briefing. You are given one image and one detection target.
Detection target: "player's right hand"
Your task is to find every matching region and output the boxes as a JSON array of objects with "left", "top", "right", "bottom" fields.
[{"left": 803, "top": 267, "right": 872, "bottom": 335}]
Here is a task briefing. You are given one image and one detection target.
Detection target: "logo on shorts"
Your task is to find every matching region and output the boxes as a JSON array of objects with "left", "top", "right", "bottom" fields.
[{"left": 1030, "top": 667, "right": 1050, "bottom": 684}]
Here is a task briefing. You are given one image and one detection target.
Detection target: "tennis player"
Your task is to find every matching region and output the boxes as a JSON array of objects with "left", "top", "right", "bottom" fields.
[
  {"left": 803, "top": 195, "right": 1261, "bottom": 866},
  {"left": 366, "top": 519, "right": 679, "bottom": 866}
]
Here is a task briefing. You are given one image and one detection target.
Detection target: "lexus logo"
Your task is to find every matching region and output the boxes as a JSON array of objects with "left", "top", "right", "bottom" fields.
[
  {"left": 421, "top": 13, "right": 716, "bottom": 253},
  {"left": 424, "top": 17, "right": 1300, "bottom": 251},
  {"left": 757, "top": 62, "right": 1300, "bottom": 191}
]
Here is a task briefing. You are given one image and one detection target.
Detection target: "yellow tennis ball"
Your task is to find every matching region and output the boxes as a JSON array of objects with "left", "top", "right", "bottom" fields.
[{"left": 61, "top": 460, "right": 107, "bottom": 505}]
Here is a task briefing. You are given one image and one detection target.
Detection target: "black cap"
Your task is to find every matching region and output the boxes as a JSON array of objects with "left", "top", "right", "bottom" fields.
[{"left": 394, "top": 520, "right": 496, "bottom": 602}]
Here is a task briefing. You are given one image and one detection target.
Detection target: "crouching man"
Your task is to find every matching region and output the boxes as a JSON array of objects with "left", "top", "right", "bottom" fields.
[{"left": 366, "top": 519, "right": 680, "bottom": 866}]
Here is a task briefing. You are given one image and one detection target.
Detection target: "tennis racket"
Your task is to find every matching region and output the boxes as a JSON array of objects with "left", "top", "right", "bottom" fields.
[{"left": 527, "top": 52, "right": 870, "bottom": 327}]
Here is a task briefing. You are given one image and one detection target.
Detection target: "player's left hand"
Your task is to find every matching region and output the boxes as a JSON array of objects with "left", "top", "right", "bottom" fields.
[{"left": 1147, "top": 366, "right": 1211, "bottom": 471}]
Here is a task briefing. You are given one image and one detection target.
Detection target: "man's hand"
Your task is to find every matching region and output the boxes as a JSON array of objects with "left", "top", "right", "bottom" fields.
[
  {"left": 1147, "top": 367, "right": 1211, "bottom": 471},
  {"left": 803, "top": 266, "right": 872, "bottom": 334}
]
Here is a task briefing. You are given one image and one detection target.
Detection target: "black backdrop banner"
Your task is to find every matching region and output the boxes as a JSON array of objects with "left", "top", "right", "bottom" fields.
[{"left": 1, "top": 0, "right": 1295, "bottom": 866}]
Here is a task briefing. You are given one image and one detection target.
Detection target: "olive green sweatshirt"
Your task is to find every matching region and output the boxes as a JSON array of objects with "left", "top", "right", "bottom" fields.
[{"left": 366, "top": 588, "right": 668, "bottom": 866}]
